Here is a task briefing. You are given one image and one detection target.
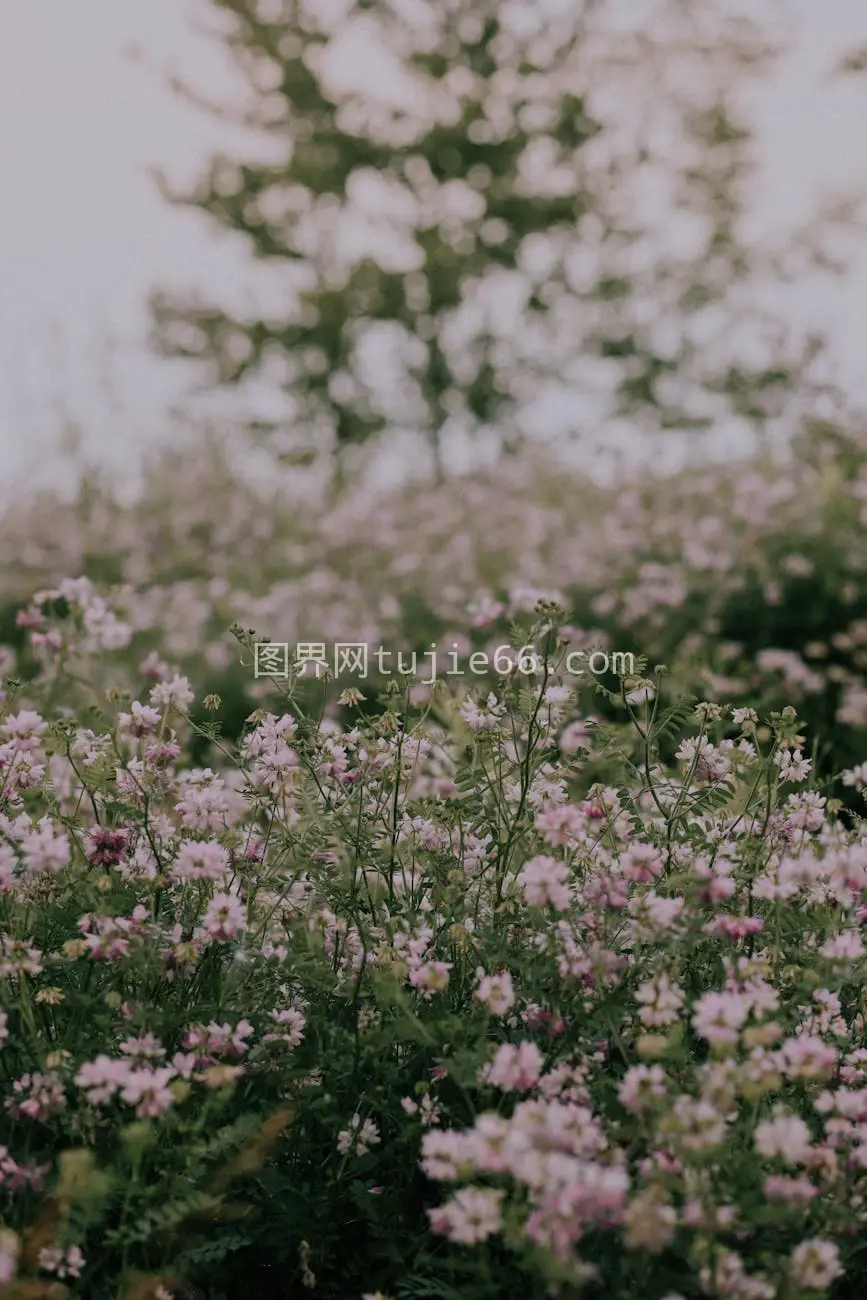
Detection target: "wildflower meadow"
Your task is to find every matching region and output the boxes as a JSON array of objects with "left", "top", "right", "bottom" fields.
[
  {"left": 0, "top": 421, "right": 866, "bottom": 1299},
  {"left": 5, "top": 2, "right": 867, "bottom": 1294}
]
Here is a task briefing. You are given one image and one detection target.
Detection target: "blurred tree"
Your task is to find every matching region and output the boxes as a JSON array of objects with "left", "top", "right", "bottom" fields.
[{"left": 151, "top": 0, "right": 828, "bottom": 484}]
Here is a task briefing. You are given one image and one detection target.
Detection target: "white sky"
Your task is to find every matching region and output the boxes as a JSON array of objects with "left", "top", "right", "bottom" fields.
[{"left": 2, "top": 0, "right": 867, "bottom": 489}]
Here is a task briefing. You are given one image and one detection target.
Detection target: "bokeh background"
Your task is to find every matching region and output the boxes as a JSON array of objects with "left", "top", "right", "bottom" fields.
[{"left": 2, "top": 0, "right": 867, "bottom": 490}]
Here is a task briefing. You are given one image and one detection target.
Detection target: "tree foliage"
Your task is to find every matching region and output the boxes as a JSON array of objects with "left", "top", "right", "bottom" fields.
[{"left": 152, "top": 0, "right": 822, "bottom": 479}]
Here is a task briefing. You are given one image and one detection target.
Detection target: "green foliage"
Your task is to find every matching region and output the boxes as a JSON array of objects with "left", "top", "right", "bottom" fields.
[{"left": 151, "top": 0, "right": 819, "bottom": 479}]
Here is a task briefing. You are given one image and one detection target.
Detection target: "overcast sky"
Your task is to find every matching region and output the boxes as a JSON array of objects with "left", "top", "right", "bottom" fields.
[{"left": 2, "top": 0, "right": 867, "bottom": 490}]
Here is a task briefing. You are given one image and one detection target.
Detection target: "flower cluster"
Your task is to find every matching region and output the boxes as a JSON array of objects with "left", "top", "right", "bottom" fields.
[{"left": 1, "top": 426, "right": 867, "bottom": 1296}]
